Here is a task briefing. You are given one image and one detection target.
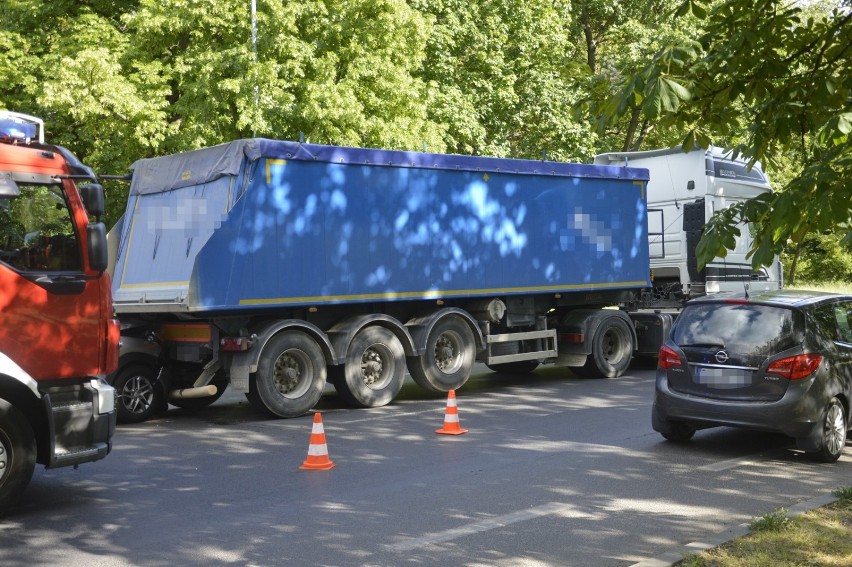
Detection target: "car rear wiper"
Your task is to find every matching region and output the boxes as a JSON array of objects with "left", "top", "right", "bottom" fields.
[{"left": 679, "top": 343, "right": 726, "bottom": 349}]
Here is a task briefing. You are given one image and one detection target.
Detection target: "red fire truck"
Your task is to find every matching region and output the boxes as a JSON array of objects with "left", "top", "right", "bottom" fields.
[{"left": 0, "top": 111, "right": 118, "bottom": 513}]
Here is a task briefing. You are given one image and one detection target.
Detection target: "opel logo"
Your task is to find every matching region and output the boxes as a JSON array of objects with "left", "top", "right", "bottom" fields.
[{"left": 715, "top": 350, "right": 730, "bottom": 364}]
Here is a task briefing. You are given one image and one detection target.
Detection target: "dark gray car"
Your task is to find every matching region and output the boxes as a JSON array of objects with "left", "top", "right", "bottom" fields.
[{"left": 653, "top": 290, "right": 852, "bottom": 462}]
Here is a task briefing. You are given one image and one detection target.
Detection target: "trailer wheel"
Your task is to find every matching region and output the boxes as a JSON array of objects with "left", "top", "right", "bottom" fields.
[
  {"left": 114, "top": 364, "right": 164, "bottom": 424},
  {"left": 577, "top": 317, "right": 633, "bottom": 378},
  {"left": 486, "top": 361, "right": 540, "bottom": 375},
  {"left": 0, "top": 399, "right": 36, "bottom": 514},
  {"left": 408, "top": 315, "right": 475, "bottom": 393},
  {"left": 252, "top": 331, "right": 326, "bottom": 418},
  {"left": 336, "top": 326, "right": 405, "bottom": 408}
]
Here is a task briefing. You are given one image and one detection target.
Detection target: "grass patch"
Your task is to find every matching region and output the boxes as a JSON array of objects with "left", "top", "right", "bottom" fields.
[
  {"left": 787, "top": 281, "right": 852, "bottom": 294},
  {"left": 749, "top": 508, "right": 791, "bottom": 532},
  {"left": 677, "top": 489, "right": 852, "bottom": 566}
]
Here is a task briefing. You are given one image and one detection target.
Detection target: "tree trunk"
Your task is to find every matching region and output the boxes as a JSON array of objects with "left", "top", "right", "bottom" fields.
[
  {"left": 622, "top": 107, "right": 641, "bottom": 152},
  {"left": 582, "top": 10, "right": 596, "bottom": 73},
  {"left": 787, "top": 241, "right": 802, "bottom": 286}
]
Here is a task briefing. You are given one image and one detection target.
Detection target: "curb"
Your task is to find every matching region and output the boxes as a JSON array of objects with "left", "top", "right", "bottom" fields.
[{"left": 629, "top": 493, "right": 840, "bottom": 567}]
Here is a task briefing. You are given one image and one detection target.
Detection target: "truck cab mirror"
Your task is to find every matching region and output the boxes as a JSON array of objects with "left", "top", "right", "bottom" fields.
[
  {"left": 0, "top": 174, "right": 20, "bottom": 198},
  {"left": 87, "top": 222, "right": 109, "bottom": 272},
  {"left": 80, "top": 183, "right": 105, "bottom": 218}
]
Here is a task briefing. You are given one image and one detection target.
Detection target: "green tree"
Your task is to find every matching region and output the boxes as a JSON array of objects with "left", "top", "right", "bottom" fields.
[
  {"left": 124, "top": 0, "right": 443, "bottom": 151},
  {"left": 603, "top": 0, "right": 852, "bottom": 279},
  {"left": 414, "top": 0, "right": 597, "bottom": 161},
  {"left": 569, "top": 0, "right": 696, "bottom": 153}
]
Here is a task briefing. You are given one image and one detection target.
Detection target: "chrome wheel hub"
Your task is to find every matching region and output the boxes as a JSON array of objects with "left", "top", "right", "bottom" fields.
[{"left": 824, "top": 404, "right": 846, "bottom": 456}]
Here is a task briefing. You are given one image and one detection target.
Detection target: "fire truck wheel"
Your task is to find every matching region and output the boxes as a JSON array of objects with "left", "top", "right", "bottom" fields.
[
  {"left": 576, "top": 316, "right": 633, "bottom": 378},
  {"left": 408, "top": 315, "right": 475, "bottom": 393},
  {"left": 113, "top": 364, "right": 164, "bottom": 424},
  {"left": 336, "top": 326, "right": 405, "bottom": 408},
  {"left": 252, "top": 331, "right": 326, "bottom": 418},
  {"left": 0, "top": 399, "right": 36, "bottom": 515}
]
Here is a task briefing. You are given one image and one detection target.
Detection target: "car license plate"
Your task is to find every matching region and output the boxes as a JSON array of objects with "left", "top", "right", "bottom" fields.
[{"left": 694, "top": 366, "right": 752, "bottom": 389}]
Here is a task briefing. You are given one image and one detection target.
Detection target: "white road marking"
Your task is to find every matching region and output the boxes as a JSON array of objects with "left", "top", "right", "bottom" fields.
[{"left": 383, "top": 502, "right": 593, "bottom": 552}]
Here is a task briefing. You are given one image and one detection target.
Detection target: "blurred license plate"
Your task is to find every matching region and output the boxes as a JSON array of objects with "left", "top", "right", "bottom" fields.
[{"left": 694, "top": 366, "right": 753, "bottom": 389}]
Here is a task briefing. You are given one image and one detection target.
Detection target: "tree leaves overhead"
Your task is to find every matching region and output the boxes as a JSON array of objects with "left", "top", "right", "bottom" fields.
[
  {"left": 2, "top": 0, "right": 849, "bottom": 280},
  {"left": 603, "top": 0, "right": 852, "bottom": 273}
]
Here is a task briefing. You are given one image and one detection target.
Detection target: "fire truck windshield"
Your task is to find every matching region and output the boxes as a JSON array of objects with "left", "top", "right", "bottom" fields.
[{"left": 0, "top": 183, "right": 82, "bottom": 272}]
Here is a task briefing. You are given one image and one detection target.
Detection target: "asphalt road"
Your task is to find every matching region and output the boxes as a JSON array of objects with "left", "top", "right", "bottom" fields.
[{"left": 2, "top": 363, "right": 850, "bottom": 566}]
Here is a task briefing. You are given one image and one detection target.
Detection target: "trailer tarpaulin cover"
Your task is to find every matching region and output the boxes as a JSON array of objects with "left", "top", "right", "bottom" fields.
[{"left": 112, "top": 139, "right": 650, "bottom": 313}]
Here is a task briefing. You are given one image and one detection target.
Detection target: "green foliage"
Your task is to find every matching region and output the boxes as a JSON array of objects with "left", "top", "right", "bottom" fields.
[
  {"left": 784, "top": 232, "right": 852, "bottom": 284},
  {"left": 413, "top": 0, "right": 597, "bottom": 161},
  {"left": 602, "top": 0, "right": 852, "bottom": 270},
  {"left": 832, "top": 486, "right": 852, "bottom": 502},
  {"left": 572, "top": 0, "right": 699, "bottom": 152},
  {"left": 3, "top": 0, "right": 847, "bottom": 276},
  {"left": 749, "top": 508, "right": 791, "bottom": 533}
]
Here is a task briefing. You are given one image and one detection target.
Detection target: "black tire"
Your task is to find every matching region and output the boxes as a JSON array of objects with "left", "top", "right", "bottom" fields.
[
  {"left": 113, "top": 364, "right": 164, "bottom": 423},
  {"left": 658, "top": 420, "right": 696, "bottom": 443},
  {"left": 486, "top": 361, "right": 540, "bottom": 374},
  {"left": 0, "top": 399, "right": 36, "bottom": 515},
  {"left": 336, "top": 326, "right": 405, "bottom": 408},
  {"left": 408, "top": 315, "right": 475, "bottom": 393},
  {"left": 576, "top": 317, "right": 633, "bottom": 378},
  {"left": 815, "top": 398, "right": 847, "bottom": 463},
  {"left": 250, "top": 331, "right": 326, "bottom": 418}
]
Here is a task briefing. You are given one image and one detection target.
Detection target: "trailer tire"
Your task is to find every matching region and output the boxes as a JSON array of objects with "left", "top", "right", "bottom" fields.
[
  {"left": 336, "top": 326, "right": 405, "bottom": 408},
  {"left": 408, "top": 315, "right": 475, "bottom": 393},
  {"left": 576, "top": 317, "right": 633, "bottom": 378},
  {"left": 114, "top": 364, "right": 164, "bottom": 424},
  {"left": 0, "top": 399, "right": 36, "bottom": 515},
  {"left": 486, "top": 361, "right": 540, "bottom": 375},
  {"left": 252, "top": 331, "right": 326, "bottom": 418}
]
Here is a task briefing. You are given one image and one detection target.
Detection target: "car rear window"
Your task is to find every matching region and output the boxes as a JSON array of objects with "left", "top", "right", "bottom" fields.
[{"left": 672, "top": 303, "right": 804, "bottom": 356}]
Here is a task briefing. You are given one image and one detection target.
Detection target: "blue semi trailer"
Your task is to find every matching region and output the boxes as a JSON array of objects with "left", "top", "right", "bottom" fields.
[{"left": 108, "top": 139, "right": 656, "bottom": 420}]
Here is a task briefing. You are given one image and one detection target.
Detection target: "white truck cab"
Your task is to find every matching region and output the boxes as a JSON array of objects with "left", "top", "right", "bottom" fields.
[{"left": 595, "top": 145, "right": 783, "bottom": 304}]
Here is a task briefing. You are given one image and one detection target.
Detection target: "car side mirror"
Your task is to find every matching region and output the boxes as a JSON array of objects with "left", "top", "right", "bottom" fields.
[{"left": 80, "top": 183, "right": 105, "bottom": 219}]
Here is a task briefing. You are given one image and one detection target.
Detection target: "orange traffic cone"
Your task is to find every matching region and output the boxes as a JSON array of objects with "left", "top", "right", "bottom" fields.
[
  {"left": 436, "top": 390, "right": 468, "bottom": 435},
  {"left": 300, "top": 412, "right": 336, "bottom": 470}
]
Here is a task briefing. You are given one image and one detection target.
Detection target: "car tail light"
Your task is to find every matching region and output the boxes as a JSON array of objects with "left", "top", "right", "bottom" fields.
[
  {"left": 766, "top": 353, "right": 823, "bottom": 380},
  {"left": 658, "top": 345, "right": 683, "bottom": 369}
]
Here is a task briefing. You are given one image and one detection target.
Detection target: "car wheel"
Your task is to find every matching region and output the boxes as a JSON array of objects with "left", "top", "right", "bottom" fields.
[
  {"left": 658, "top": 420, "right": 695, "bottom": 443},
  {"left": 816, "top": 398, "right": 847, "bottom": 463},
  {"left": 114, "top": 364, "right": 164, "bottom": 424}
]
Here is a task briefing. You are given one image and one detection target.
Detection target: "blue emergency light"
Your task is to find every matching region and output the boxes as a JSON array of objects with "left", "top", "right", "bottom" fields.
[{"left": 0, "top": 112, "right": 44, "bottom": 143}]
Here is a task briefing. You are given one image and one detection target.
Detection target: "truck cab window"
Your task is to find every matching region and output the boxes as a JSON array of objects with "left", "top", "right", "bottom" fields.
[{"left": 0, "top": 184, "right": 81, "bottom": 272}]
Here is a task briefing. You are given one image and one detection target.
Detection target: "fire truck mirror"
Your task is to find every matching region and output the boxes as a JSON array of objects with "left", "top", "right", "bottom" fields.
[
  {"left": 87, "top": 222, "right": 108, "bottom": 272},
  {"left": 79, "top": 183, "right": 105, "bottom": 218}
]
